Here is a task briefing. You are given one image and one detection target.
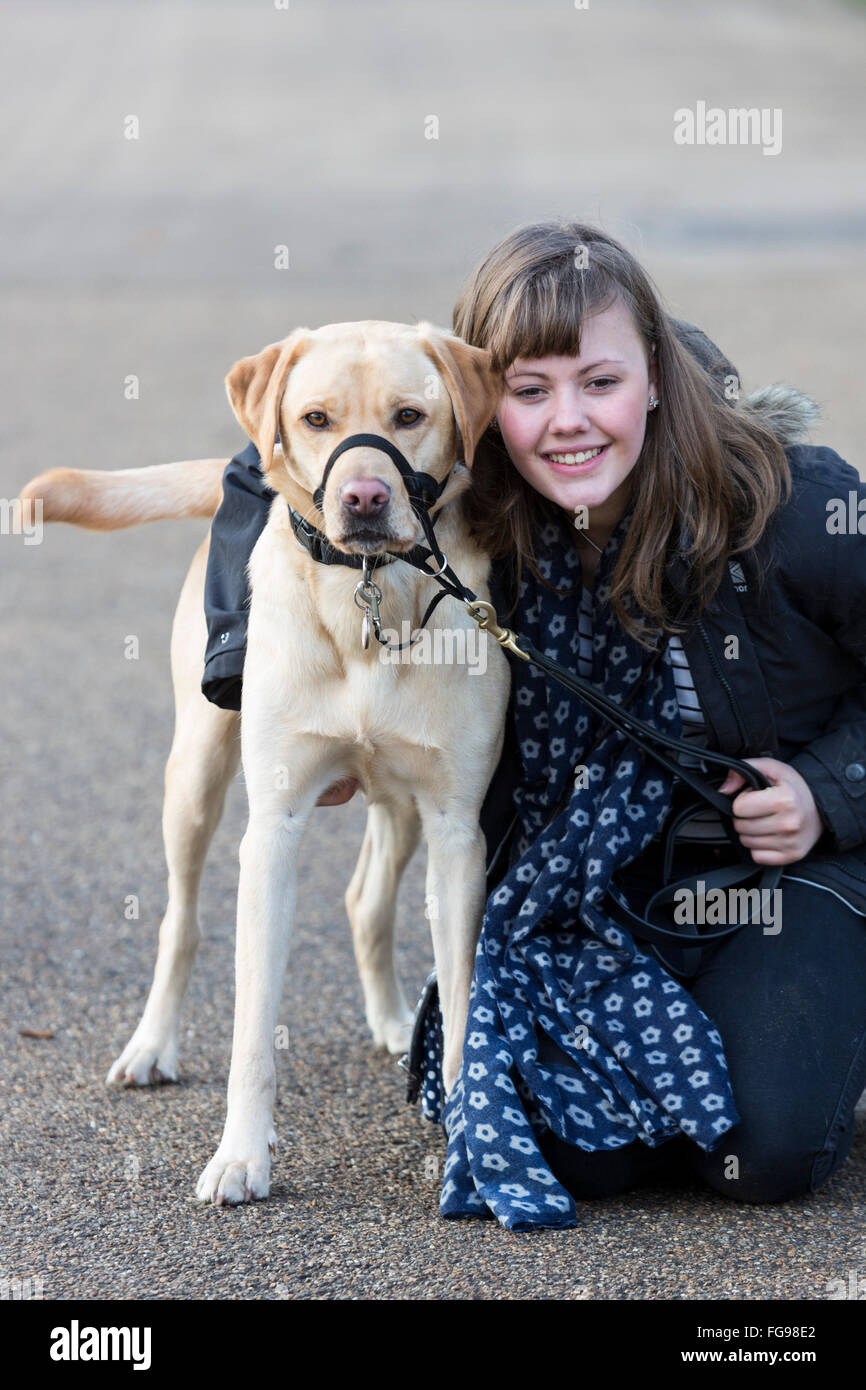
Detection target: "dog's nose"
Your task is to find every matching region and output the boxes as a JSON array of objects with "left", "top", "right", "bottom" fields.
[{"left": 339, "top": 477, "right": 391, "bottom": 517}]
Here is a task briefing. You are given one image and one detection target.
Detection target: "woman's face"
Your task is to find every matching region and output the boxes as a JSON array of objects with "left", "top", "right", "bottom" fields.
[{"left": 496, "top": 296, "right": 657, "bottom": 527}]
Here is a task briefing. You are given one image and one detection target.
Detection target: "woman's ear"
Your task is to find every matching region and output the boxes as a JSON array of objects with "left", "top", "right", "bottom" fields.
[
  {"left": 415, "top": 323, "right": 501, "bottom": 469},
  {"left": 225, "top": 329, "right": 311, "bottom": 471},
  {"left": 647, "top": 343, "right": 661, "bottom": 400},
  {"left": 648, "top": 350, "right": 659, "bottom": 406}
]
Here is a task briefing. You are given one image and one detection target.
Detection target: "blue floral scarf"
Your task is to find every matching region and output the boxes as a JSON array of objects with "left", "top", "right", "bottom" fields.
[{"left": 416, "top": 505, "right": 738, "bottom": 1230}]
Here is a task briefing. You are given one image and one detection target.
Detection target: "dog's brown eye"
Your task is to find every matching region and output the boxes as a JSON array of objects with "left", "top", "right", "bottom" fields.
[
  {"left": 396, "top": 408, "right": 423, "bottom": 426},
  {"left": 303, "top": 411, "right": 328, "bottom": 428}
]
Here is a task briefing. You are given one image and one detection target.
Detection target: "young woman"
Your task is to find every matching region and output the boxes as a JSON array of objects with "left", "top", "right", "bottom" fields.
[{"left": 202, "top": 222, "right": 866, "bottom": 1231}]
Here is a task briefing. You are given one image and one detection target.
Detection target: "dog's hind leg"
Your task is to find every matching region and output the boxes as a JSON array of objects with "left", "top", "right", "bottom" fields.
[
  {"left": 345, "top": 798, "right": 420, "bottom": 1056},
  {"left": 107, "top": 536, "right": 241, "bottom": 1086}
]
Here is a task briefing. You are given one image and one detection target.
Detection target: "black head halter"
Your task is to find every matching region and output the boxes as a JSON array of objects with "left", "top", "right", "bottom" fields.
[
  {"left": 312, "top": 433, "right": 450, "bottom": 514},
  {"left": 288, "top": 430, "right": 469, "bottom": 647}
]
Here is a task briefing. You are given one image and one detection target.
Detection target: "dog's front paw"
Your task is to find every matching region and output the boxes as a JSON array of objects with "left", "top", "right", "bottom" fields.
[
  {"left": 195, "top": 1129, "right": 277, "bottom": 1206},
  {"left": 106, "top": 1029, "right": 179, "bottom": 1087}
]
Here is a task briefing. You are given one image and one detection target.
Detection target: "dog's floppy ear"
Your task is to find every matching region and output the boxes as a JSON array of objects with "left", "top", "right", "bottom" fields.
[
  {"left": 416, "top": 324, "right": 501, "bottom": 469},
  {"left": 225, "top": 329, "right": 312, "bottom": 472}
]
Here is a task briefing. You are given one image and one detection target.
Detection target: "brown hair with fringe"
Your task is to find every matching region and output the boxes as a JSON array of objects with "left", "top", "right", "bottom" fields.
[{"left": 451, "top": 220, "right": 791, "bottom": 646}]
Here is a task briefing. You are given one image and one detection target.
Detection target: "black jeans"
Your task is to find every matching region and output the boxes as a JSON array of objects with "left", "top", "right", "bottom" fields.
[{"left": 537, "top": 837, "right": 866, "bottom": 1203}]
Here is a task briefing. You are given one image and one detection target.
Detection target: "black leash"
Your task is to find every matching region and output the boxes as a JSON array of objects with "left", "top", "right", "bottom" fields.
[
  {"left": 460, "top": 611, "right": 783, "bottom": 976},
  {"left": 306, "top": 431, "right": 782, "bottom": 975},
  {"left": 305, "top": 431, "right": 772, "bottom": 790},
  {"left": 304, "top": 430, "right": 772, "bottom": 794}
]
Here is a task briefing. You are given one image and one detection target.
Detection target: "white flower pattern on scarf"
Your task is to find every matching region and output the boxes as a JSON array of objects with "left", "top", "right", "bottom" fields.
[{"left": 415, "top": 507, "right": 738, "bottom": 1231}]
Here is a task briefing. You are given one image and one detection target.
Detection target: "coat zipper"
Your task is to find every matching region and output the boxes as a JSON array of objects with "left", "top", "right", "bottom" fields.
[{"left": 698, "top": 620, "right": 750, "bottom": 749}]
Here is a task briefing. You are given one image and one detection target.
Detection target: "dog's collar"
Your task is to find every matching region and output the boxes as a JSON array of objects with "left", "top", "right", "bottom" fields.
[{"left": 287, "top": 505, "right": 400, "bottom": 571}]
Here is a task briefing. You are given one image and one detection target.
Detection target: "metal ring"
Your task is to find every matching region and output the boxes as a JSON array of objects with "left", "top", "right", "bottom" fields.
[
  {"left": 424, "top": 552, "right": 448, "bottom": 577},
  {"left": 353, "top": 579, "right": 382, "bottom": 606}
]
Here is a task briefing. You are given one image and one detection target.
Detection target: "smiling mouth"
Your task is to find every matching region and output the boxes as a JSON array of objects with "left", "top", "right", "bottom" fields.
[{"left": 543, "top": 445, "right": 608, "bottom": 465}]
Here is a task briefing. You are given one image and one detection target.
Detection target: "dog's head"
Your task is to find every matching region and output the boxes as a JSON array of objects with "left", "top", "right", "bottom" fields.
[{"left": 225, "top": 320, "right": 500, "bottom": 554}]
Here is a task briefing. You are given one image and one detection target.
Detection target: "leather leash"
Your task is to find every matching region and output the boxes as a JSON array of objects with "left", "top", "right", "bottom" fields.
[{"left": 301, "top": 431, "right": 784, "bottom": 974}]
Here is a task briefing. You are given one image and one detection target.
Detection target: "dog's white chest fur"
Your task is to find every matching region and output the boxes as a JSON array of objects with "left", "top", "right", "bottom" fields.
[{"left": 239, "top": 505, "right": 506, "bottom": 801}]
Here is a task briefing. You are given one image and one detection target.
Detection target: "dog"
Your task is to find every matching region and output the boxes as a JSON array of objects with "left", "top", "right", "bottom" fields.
[{"left": 20, "top": 320, "right": 510, "bottom": 1204}]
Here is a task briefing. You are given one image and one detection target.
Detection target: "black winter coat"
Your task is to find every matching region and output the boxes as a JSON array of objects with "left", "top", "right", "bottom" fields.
[{"left": 479, "top": 444, "right": 866, "bottom": 913}]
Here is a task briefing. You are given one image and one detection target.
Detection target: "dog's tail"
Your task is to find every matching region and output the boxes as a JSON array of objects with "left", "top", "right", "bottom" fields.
[
  {"left": 17, "top": 457, "right": 230, "bottom": 531},
  {"left": 18, "top": 389, "right": 818, "bottom": 531}
]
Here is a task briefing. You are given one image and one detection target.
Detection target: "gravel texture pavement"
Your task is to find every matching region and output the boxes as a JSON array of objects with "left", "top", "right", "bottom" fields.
[{"left": 2, "top": 0, "right": 865, "bottom": 1301}]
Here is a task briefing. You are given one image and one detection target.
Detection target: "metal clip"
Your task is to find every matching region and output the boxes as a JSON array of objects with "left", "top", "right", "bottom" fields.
[
  {"left": 353, "top": 560, "right": 384, "bottom": 651},
  {"left": 466, "top": 599, "right": 531, "bottom": 662}
]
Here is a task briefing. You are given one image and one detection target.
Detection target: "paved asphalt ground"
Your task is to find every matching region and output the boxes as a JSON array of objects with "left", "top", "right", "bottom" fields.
[{"left": 2, "top": 0, "right": 866, "bottom": 1301}]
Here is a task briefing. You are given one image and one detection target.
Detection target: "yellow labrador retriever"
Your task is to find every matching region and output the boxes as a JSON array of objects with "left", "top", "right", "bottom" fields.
[{"left": 20, "top": 321, "right": 509, "bottom": 1205}]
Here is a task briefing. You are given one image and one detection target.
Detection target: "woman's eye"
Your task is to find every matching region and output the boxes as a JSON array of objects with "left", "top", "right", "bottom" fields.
[
  {"left": 515, "top": 387, "right": 544, "bottom": 400},
  {"left": 396, "top": 408, "right": 423, "bottom": 426},
  {"left": 588, "top": 377, "right": 617, "bottom": 390},
  {"left": 303, "top": 411, "right": 328, "bottom": 428}
]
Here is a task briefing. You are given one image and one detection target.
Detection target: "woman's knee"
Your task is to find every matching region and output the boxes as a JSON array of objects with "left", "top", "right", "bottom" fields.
[{"left": 687, "top": 1125, "right": 851, "bottom": 1204}]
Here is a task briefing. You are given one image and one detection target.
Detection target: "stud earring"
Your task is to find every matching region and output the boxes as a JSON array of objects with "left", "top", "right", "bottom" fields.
[
  {"left": 489, "top": 416, "right": 501, "bottom": 431},
  {"left": 648, "top": 396, "right": 659, "bottom": 411}
]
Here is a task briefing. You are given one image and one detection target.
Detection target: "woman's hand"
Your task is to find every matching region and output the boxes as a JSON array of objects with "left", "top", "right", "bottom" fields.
[
  {"left": 315, "top": 777, "right": 359, "bottom": 806},
  {"left": 718, "top": 757, "right": 825, "bottom": 865}
]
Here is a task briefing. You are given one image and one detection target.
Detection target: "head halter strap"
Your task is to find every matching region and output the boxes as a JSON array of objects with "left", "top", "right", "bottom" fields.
[{"left": 312, "top": 432, "right": 450, "bottom": 514}]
